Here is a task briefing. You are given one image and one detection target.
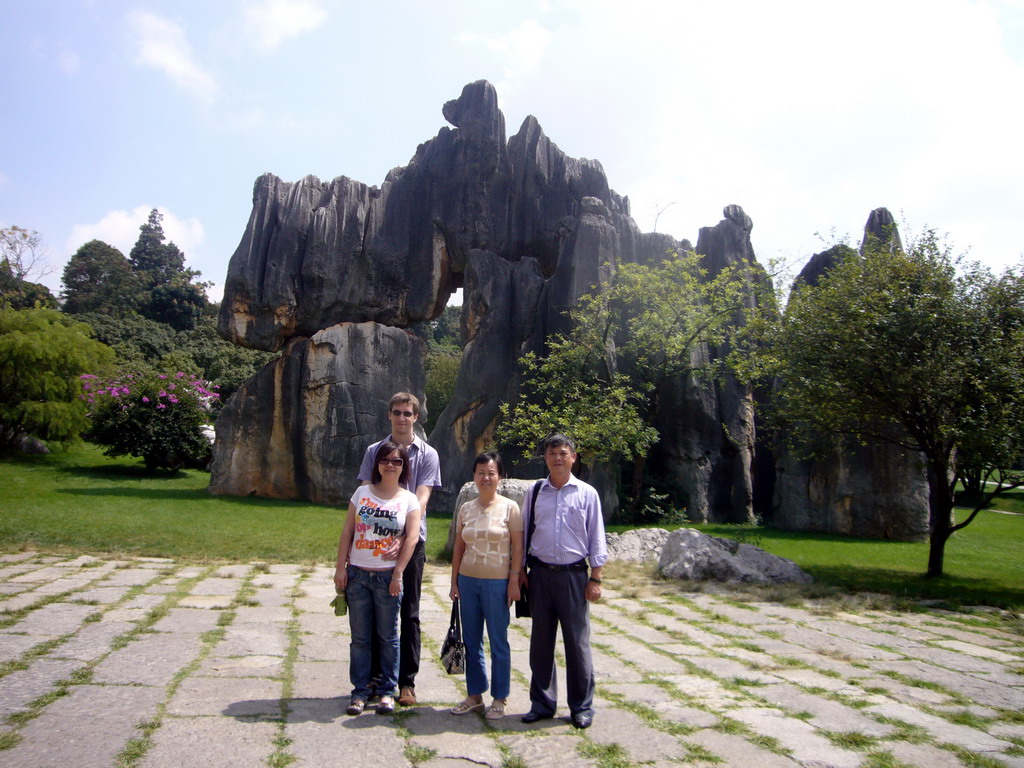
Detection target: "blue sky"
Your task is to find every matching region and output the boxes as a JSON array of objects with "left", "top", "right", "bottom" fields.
[{"left": 3, "top": 0, "right": 1023, "bottom": 302}]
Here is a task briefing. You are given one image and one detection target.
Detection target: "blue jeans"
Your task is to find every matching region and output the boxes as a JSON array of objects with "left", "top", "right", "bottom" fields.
[
  {"left": 347, "top": 565, "right": 402, "bottom": 699},
  {"left": 458, "top": 574, "right": 511, "bottom": 699}
]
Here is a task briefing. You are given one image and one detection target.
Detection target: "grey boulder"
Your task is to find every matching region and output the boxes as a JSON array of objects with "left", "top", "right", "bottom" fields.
[{"left": 658, "top": 528, "right": 813, "bottom": 585}]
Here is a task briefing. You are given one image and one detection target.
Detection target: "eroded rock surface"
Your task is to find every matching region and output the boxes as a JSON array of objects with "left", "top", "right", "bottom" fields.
[
  {"left": 212, "top": 81, "right": 925, "bottom": 539},
  {"left": 208, "top": 322, "right": 426, "bottom": 505}
]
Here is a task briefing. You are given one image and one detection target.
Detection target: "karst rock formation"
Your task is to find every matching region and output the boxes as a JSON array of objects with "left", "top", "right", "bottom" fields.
[{"left": 210, "top": 80, "right": 926, "bottom": 537}]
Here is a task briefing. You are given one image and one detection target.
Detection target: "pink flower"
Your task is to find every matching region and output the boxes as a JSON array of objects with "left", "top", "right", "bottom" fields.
[{"left": 142, "top": 396, "right": 150, "bottom": 403}]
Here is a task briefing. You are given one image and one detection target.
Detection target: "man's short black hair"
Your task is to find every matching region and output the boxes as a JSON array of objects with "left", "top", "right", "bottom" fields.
[{"left": 541, "top": 433, "right": 576, "bottom": 454}]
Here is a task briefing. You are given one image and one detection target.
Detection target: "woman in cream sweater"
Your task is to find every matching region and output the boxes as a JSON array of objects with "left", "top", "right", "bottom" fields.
[{"left": 449, "top": 451, "right": 523, "bottom": 719}]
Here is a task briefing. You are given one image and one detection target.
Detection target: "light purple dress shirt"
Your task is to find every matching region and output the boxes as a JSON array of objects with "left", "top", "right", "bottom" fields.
[{"left": 521, "top": 474, "right": 608, "bottom": 567}]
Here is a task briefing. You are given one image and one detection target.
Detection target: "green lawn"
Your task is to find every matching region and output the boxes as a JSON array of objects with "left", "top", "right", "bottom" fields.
[
  {"left": 689, "top": 510, "right": 1024, "bottom": 609},
  {"left": 0, "top": 443, "right": 452, "bottom": 565},
  {"left": 2, "top": 444, "right": 1021, "bottom": 608}
]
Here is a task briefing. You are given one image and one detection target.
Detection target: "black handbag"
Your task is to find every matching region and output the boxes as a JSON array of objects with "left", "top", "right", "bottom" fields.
[
  {"left": 440, "top": 598, "right": 466, "bottom": 674},
  {"left": 515, "top": 481, "right": 543, "bottom": 619}
]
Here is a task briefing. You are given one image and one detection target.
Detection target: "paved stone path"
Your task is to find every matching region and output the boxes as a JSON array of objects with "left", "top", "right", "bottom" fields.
[{"left": 1, "top": 551, "right": 1022, "bottom": 768}]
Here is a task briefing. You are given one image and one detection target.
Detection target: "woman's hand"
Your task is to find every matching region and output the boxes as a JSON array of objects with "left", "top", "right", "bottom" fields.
[
  {"left": 506, "top": 579, "right": 520, "bottom": 606},
  {"left": 449, "top": 582, "right": 459, "bottom": 601},
  {"left": 333, "top": 566, "right": 347, "bottom": 592},
  {"left": 389, "top": 573, "right": 403, "bottom": 597}
]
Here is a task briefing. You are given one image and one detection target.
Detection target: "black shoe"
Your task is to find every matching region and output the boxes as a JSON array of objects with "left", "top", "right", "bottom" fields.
[
  {"left": 521, "top": 711, "right": 551, "bottom": 724},
  {"left": 570, "top": 712, "right": 593, "bottom": 729}
]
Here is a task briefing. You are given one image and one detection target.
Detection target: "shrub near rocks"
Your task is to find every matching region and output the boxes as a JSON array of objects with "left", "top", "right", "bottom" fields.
[{"left": 83, "top": 370, "right": 219, "bottom": 473}]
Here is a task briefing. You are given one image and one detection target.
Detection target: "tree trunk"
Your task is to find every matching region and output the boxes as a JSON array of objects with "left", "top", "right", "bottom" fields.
[
  {"left": 925, "top": 457, "right": 955, "bottom": 578},
  {"left": 628, "top": 454, "right": 646, "bottom": 516}
]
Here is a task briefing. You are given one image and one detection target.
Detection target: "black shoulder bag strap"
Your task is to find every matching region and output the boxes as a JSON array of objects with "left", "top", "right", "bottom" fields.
[{"left": 524, "top": 479, "right": 542, "bottom": 569}]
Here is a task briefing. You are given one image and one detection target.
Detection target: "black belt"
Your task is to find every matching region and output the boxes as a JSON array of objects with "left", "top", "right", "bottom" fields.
[{"left": 527, "top": 556, "right": 587, "bottom": 572}]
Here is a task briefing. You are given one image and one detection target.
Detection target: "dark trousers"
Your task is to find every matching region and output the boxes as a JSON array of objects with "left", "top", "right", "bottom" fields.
[
  {"left": 527, "top": 566, "right": 595, "bottom": 718},
  {"left": 370, "top": 539, "right": 424, "bottom": 689}
]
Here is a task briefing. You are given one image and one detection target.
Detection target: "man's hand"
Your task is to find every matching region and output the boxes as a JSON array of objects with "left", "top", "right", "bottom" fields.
[
  {"left": 584, "top": 580, "right": 601, "bottom": 603},
  {"left": 380, "top": 537, "right": 402, "bottom": 560}
]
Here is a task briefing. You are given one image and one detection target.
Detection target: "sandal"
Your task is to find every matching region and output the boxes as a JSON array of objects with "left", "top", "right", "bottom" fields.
[
  {"left": 485, "top": 699, "right": 506, "bottom": 720},
  {"left": 450, "top": 697, "right": 485, "bottom": 715}
]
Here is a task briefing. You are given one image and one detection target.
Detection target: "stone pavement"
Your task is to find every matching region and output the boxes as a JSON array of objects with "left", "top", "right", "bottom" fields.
[{"left": 1, "top": 551, "right": 1022, "bottom": 768}]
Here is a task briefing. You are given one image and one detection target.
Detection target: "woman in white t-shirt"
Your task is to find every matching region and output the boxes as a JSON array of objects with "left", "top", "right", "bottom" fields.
[
  {"left": 334, "top": 440, "right": 421, "bottom": 716},
  {"left": 448, "top": 451, "right": 523, "bottom": 720}
]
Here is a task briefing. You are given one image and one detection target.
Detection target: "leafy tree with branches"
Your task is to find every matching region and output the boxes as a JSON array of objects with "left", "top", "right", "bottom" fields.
[
  {"left": 745, "top": 230, "right": 1024, "bottom": 577},
  {"left": 0, "top": 307, "right": 114, "bottom": 449},
  {"left": 61, "top": 240, "right": 141, "bottom": 315},
  {"left": 497, "top": 249, "right": 768, "bottom": 492},
  {"left": 129, "top": 209, "right": 208, "bottom": 331},
  {"left": 1, "top": 226, "right": 57, "bottom": 309}
]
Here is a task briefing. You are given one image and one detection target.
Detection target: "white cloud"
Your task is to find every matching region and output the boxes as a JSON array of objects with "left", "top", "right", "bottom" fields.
[
  {"left": 244, "top": 0, "right": 328, "bottom": 51},
  {"left": 58, "top": 49, "right": 80, "bottom": 75},
  {"left": 459, "top": 18, "right": 552, "bottom": 92},
  {"left": 127, "top": 11, "right": 217, "bottom": 101},
  {"left": 66, "top": 206, "right": 205, "bottom": 265}
]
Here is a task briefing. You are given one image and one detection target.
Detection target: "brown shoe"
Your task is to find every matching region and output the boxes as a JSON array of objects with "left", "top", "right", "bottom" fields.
[{"left": 398, "top": 687, "right": 417, "bottom": 706}]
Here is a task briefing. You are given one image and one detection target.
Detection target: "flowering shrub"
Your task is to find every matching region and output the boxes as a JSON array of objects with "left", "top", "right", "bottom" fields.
[{"left": 82, "top": 370, "right": 219, "bottom": 472}]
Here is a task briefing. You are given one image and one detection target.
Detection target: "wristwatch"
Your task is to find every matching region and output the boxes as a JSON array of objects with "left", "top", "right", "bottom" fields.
[{"left": 588, "top": 577, "right": 602, "bottom": 585}]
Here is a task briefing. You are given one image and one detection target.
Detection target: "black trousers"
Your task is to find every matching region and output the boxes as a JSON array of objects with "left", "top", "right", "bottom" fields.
[
  {"left": 369, "top": 539, "right": 425, "bottom": 690},
  {"left": 527, "top": 565, "right": 595, "bottom": 717}
]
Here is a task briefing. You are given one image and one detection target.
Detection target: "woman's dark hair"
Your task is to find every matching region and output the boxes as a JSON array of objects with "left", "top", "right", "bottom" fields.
[
  {"left": 473, "top": 450, "right": 506, "bottom": 478},
  {"left": 371, "top": 440, "right": 410, "bottom": 486}
]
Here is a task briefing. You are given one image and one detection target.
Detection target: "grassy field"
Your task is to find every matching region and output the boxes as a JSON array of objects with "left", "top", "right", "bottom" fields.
[{"left": 2, "top": 444, "right": 1021, "bottom": 608}]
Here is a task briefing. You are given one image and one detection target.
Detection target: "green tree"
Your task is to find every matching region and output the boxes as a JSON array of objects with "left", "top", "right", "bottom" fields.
[
  {"left": 0, "top": 307, "right": 114, "bottom": 449},
  {"left": 748, "top": 231, "right": 1024, "bottom": 577},
  {"left": 424, "top": 346, "right": 461, "bottom": 433},
  {"left": 129, "top": 209, "right": 187, "bottom": 283},
  {"left": 61, "top": 240, "right": 141, "bottom": 315},
  {"left": 76, "top": 311, "right": 177, "bottom": 367},
  {"left": 1, "top": 226, "right": 57, "bottom": 309},
  {"left": 166, "top": 313, "right": 275, "bottom": 402},
  {"left": 84, "top": 369, "right": 219, "bottom": 472},
  {"left": 129, "top": 209, "right": 208, "bottom": 331},
  {"left": 497, "top": 249, "right": 767, "bottom": 479}
]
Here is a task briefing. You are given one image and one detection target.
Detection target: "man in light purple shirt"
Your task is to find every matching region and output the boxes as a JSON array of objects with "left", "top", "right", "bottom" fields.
[
  {"left": 356, "top": 392, "right": 441, "bottom": 706},
  {"left": 519, "top": 434, "right": 606, "bottom": 729}
]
